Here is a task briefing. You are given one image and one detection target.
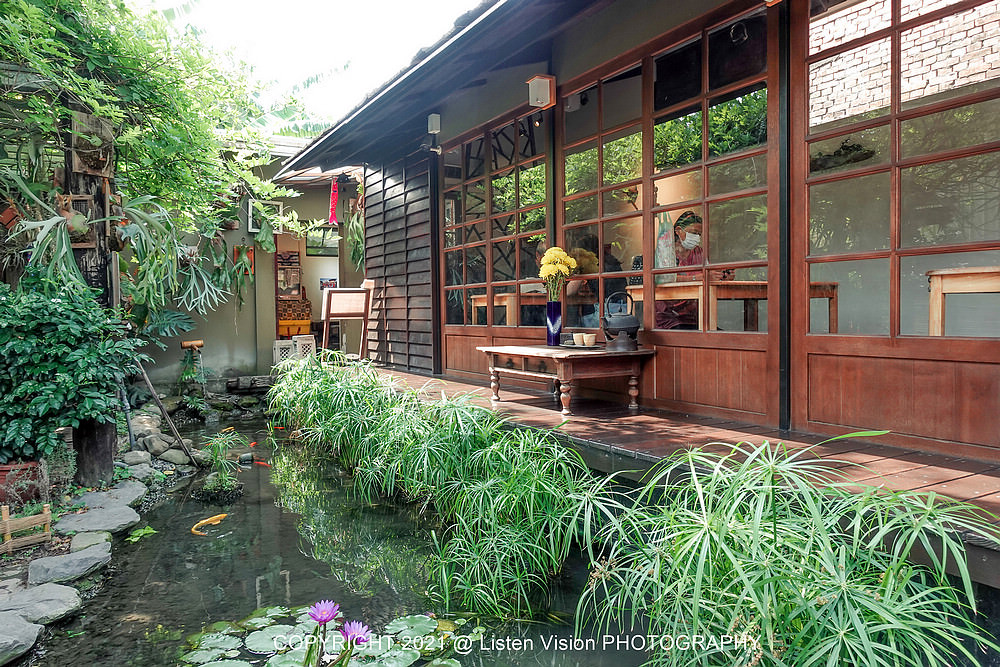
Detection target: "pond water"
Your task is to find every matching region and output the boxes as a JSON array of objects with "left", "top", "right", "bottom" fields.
[{"left": 30, "top": 421, "right": 647, "bottom": 667}]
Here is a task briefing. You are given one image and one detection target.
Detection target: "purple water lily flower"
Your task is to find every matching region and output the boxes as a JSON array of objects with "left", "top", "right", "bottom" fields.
[
  {"left": 308, "top": 600, "right": 341, "bottom": 625},
  {"left": 340, "top": 620, "right": 371, "bottom": 646}
]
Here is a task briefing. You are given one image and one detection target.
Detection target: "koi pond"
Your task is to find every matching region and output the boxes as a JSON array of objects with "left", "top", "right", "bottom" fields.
[{"left": 29, "top": 421, "right": 647, "bottom": 666}]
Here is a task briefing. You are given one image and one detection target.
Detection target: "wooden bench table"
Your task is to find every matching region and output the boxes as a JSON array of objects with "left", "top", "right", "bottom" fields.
[{"left": 476, "top": 344, "right": 655, "bottom": 416}]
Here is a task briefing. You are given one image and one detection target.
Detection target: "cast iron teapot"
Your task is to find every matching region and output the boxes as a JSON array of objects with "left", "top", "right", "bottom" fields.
[{"left": 602, "top": 291, "right": 640, "bottom": 351}]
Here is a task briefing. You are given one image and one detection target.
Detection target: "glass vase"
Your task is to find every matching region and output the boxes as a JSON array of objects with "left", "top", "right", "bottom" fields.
[{"left": 546, "top": 300, "right": 562, "bottom": 346}]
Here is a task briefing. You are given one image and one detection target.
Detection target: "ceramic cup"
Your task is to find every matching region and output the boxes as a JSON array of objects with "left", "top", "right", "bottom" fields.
[
  {"left": 573, "top": 332, "right": 585, "bottom": 346},
  {"left": 583, "top": 333, "right": 597, "bottom": 347}
]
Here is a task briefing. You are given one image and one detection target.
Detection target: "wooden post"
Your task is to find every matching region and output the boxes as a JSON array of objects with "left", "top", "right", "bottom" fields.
[
  {"left": 74, "top": 418, "right": 116, "bottom": 486},
  {"left": 2, "top": 505, "right": 9, "bottom": 547}
]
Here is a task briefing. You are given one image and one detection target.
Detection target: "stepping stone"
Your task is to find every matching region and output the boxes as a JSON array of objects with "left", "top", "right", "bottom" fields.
[
  {"left": 77, "top": 480, "right": 147, "bottom": 509},
  {"left": 0, "top": 611, "right": 42, "bottom": 665},
  {"left": 0, "top": 583, "right": 81, "bottom": 624},
  {"left": 54, "top": 505, "right": 140, "bottom": 535},
  {"left": 27, "top": 542, "right": 111, "bottom": 585},
  {"left": 70, "top": 531, "right": 112, "bottom": 553},
  {"left": 158, "top": 449, "right": 190, "bottom": 466},
  {"left": 128, "top": 463, "right": 156, "bottom": 481},
  {"left": 120, "top": 450, "right": 151, "bottom": 466}
]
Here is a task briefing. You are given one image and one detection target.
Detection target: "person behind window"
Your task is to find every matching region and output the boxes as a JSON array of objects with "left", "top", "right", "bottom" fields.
[{"left": 654, "top": 211, "right": 704, "bottom": 329}]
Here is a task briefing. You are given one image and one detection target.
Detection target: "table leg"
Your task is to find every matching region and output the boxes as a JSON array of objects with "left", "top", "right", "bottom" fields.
[
  {"left": 928, "top": 276, "right": 944, "bottom": 336},
  {"left": 627, "top": 375, "right": 640, "bottom": 410},
  {"left": 489, "top": 369, "right": 500, "bottom": 402},
  {"left": 559, "top": 381, "right": 572, "bottom": 416},
  {"left": 552, "top": 378, "right": 560, "bottom": 402}
]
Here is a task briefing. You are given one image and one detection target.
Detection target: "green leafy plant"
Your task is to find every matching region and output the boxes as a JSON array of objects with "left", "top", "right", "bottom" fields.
[
  {"left": 125, "top": 525, "right": 157, "bottom": 543},
  {"left": 202, "top": 427, "right": 245, "bottom": 493},
  {"left": 0, "top": 273, "right": 145, "bottom": 463},
  {"left": 576, "top": 438, "right": 1000, "bottom": 667}
]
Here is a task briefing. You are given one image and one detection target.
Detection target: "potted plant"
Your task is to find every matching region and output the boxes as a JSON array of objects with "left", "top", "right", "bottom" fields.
[{"left": 0, "top": 272, "right": 144, "bottom": 490}]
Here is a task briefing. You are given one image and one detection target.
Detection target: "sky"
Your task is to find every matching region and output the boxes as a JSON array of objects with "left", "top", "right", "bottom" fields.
[{"left": 130, "top": 0, "right": 485, "bottom": 124}]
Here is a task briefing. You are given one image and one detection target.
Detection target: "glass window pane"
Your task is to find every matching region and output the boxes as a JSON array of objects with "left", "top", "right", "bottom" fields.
[
  {"left": 809, "top": 126, "right": 890, "bottom": 174},
  {"left": 708, "top": 85, "right": 768, "bottom": 157},
  {"left": 444, "top": 228, "right": 459, "bottom": 248},
  {"left": 809, "top": 38, "right": 890, "bottom": 131},
  {"left": 464, "top": 180, "right": 486, "bottom": 219},
  {"left": 809, "top": 173, "right": 890, "bottom": 256},
  {"left": 653, "top": 108, "right": 702, "bottom": 172},
  {"left": 809, "top": 259, "right": 890, "bottom": 335},
  {"left": 708, "top": 194, "right": 768, "bottom": 263},
  {"left": 446, "top": 289, "right": 464, "bottom": 324},
  {"left": 519, "top": 235, "right": 546, "bottom": 280},
  {"left": 444, "top": 190, "right": 461, "bottom": 225},
  {"left": 604, "top": 216, "right": 641, "bottom": 277},
  {"left": 518, "top": 116, "right": 542, "bottom": 159},
  {"left": 564, "top": 142, "right": 599, "bottom": 196},
  {"left": 492, "top": 214, "right": 516, "bottom": 238},
  {"left": 491, "top": 123, "right": 516, "bottom": 171},
  {"left": 565, "top": 195, "right": 598, "bottom": 224},
  {"left": 709, "top": 154, "right": 767, "bottom": 195},
  {"left": 564, "top": 85, "right": 598, "bottom": 144},
  {"left": 466, "top": 245, "right": 486, "bottom": 284},
  {"left": 443, "top": 148, "right": 462, "bottom": 188},
  {"left": 492, "top": 285, "right": 515, "bottom": 326},
  {"left": 900, "top": 250, "right": 1000, "bottom": 337},
  {"left": 654, "top": 40, "right": 702, "bottom": 111},
  {"left": 809, "top": 0, "right": 891, "bottom": 56},
  {"left": 492, "top": 169, "right": 515, "bottom": 214},
  {"left": 519, "top": 161, "right": 546, "bottom": 207},
  {"left": 566, "top": 225, "right": 600, "bottom": 275},
  {"left": 603, "top": 66, "right": 642, "bottom": 128},
  {"left": 902, "top": 98, "right": 1000, "bottom": 159},
  {"left": 603, "top": 184, "right": 643, "bottom": 217},
  {"left": 566, "top": 275, "right": 600, "bottom": 328},
  {"left": 900, "top": 0, "right": 966, "bottom": 22},
  {"left": 445, "top": 251, "right": 463, "bottom": 286},
  {"left": 519, "top": 283, "right": 547, "bottom": 327},
  {"left": 465, "top": 220, "right": 486, "bottom": 244},
  {"left": 654, "top": 170, "right": 702, "bottom": 207},
  {"left": 492, "top": 240, "right": 515, "bottom": 282},
  {"left": 654, "top": 207, "right": 703, "bottom": 270},
  {"left": 714, "top": 266, "right": 769, "bottom": 333},
  {"left": 467, "top": 287, "right": 487, "bottom": 326},
  {"left": 901, "top": 5, "right": 1000, "bottom": 109},
  {"left": 465, "top": 137, "right": 485, "bottom": 178},
  {"left": 610, "top": 276, "right": 642, "bottom": 324},
  {"left": 900, "top": 152, "right": 1000, "bottom": 248},
  {"left": 708, "top": 11, "right": 766, "bottom": 90},
  {"left": 520, "top": 207, "right": 546, "bottom": 233},
  {"left": 602, "top": 126, "right": 642, "bottom": 186}
]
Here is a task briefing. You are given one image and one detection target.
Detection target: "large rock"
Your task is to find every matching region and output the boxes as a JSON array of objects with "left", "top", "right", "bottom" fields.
[
  {"left": 157, "top": 449, "right": 190, "bottom": 466},
  {"left": 27, "top": 542, "right": 111, "bottom": 585},
  {"left": 54, "top": 505, "right": 140, "bottom": 535},
  {"left": 70, "top": 531, "right": 112, "bottom": 553},
  {"left": 168, "top": 437, "right": 194, "bottom": 451},
  {"left": 0, "top": 583, "right": 81, "bottom": 624},
  {"left": 141, "top": 434, "right": 172, "bottom": 457},
  {"left": 120, "top": 450, "right": 151, "bottom": 466},
  {"left": 0, "top": 611, "right": 42, "bottom": 665},
  {"left": 77, "top": 480, "right": 147, "bottom": 509},
  {"left": 189, "top": 449, "right": 210, "bottom": 467},
  {"left": 127, "top": 463, "right": 156, "bottom": 481},
  {"left": 159, "top": 396, "right": 183, "bottom": 414}
]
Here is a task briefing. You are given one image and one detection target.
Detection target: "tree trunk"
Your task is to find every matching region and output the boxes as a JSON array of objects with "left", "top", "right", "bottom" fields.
[{"left": 74, "top": 419, "right": 116, "bottom": 487}]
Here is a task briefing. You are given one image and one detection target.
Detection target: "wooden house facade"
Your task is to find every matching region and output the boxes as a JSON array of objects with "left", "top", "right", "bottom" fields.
[{"left": 280, "top": 0, "right": 1000, "bottom": 460}]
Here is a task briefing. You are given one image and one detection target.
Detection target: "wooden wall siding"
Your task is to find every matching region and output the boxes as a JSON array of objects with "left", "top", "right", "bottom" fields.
[
  {"left": 364, "top": 156, "right": 434, "bottom": 372},
  {"left": 652, "top": 346, "right": 768, "bottom": 416},
  {"left": 807, "top": 355, "right": 1000, "bottom": 449},
  {"left": 445, "top": 334, "right": 489, "bottom": 374}
]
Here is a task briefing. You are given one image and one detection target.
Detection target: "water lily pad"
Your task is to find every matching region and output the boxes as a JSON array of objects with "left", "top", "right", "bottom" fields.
[
  {"left": 204, "top": 621, "right": 241, "bottom": 635},
  {"left": 202, "top": 662, "right": 253, "bottom": 667},
  {"left": 384, "top": 615, "right": 437, "bottom": 640},
  {"left": 292, "top": 619, "right": 318, "bottom": 635},
  {"left": 241, "top": 615, "right": 276, "bottom": 630},
  {"left": 245, "top": 624, "right": 296, "bottom": 654},
  {"left": 426, "top": 660, "right": 461, "bottom": 667},
  {"left": 436, "top": 619, "right": 458, "bottom": 633},
  {"left": 180, "top": 648, "right": 225, "bottom": 664},
  {"left": 265, "top": 648, "right": 308, "bottom": 666},
  {"left": 354, "top": 633, "right": 394, "bottom": 658},
  {"left": 375, "top": 647, "right": 422, "bottom": 667},
  {"left": 197, "top": 634, "right": 242, "bottom": 651}
]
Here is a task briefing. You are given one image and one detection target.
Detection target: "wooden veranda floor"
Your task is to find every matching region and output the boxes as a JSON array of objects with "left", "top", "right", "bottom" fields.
[{"left": 376, "top": 366, "right": 1000, "bottom": 585}]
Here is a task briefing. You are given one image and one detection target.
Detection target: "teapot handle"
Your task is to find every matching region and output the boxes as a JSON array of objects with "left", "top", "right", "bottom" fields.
[{"left": 604, "top": 290, "right": 634, "bottom": 314}]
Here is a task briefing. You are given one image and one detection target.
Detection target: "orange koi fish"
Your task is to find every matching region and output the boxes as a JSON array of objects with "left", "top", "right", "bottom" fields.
[
  {"left": 191, "top": 513, "right": 228, "bottom": 536},
  {"left": 255, "top": 461, "right": 272, "bottom": 468}
]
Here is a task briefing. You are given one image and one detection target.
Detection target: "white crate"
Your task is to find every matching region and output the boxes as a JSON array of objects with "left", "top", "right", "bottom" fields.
[
  {"left": 272, "top": 340, "right": 295, "bottom": 365},
  {"left": 292, "top": 335, "right": 316, "bottom": 358}
]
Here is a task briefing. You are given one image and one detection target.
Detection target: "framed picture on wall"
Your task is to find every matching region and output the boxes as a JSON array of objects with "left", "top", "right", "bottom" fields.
[
  {"left": 306, "top": 225, "right": 340, "bottom": 256},
  {"left": 276, "top": 267, "right": 301, "bottom": 300},
  {"left": 319, "top": 277, "right": 338, "bottom": 290}
]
